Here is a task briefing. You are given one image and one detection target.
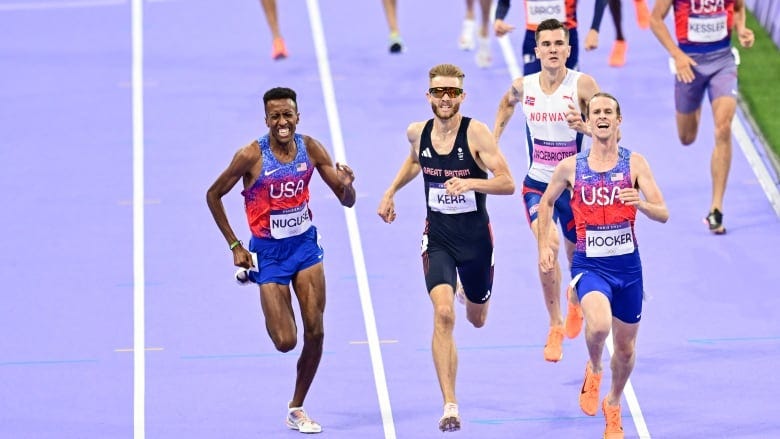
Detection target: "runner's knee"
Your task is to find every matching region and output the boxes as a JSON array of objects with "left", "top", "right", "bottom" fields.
[
  {"left": 467, "top": 310, "right": 487, "bottom": 328},
  {"left": 434, "top": 304, "right": 456, "bottom": 329},
  {"left": 270, "top": 331, "right": 297, "bottom": 353},
  {"left": 714, "top": 120, "right": 733, "bottom": 144},
  {"left": 303, "top": 326, "right": 324, "bottom": 346},
  {"left": 679, "top": 131, "right": 697, "bottom": 146}
]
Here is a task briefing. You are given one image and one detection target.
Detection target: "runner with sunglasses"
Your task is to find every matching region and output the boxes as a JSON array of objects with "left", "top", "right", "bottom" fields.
[
  {"left": 493, "top": 18, "right": 600, "bottom": 363},
  {"left": 377, "top": 63, "right": 515, "bottom": 433}
]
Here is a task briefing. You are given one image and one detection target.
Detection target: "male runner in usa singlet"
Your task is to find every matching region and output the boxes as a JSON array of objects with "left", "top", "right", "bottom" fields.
[
  {"left": 649, "top": 0, "right": 754, "bottom": 234},
  {"left": 538, "top": 93, "right": 669, "bottom": 439},
  {"left": 207, "top": 87, "right": 356, "bottom": 434},
  {"left": 377, "top": 63, "right": 515, "bottom": 433},
  {"left": 494, "top": 18, "right": 600, "bottom": 363}
]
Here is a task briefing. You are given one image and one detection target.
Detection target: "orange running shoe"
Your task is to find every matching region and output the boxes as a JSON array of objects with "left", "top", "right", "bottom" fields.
[
  {"left": 543, "top": 325, "right": 564, "bottom": 362},
  {"left": 271, "top": 37, "right": 288, "bottom": 60},
  {"left": 635, "top": 0, "right": 651, "bottom": 30},
  {"left": 609, "top": 40, "right": 627, "bottom": 67},
  {"left": 602, "top": 399, "right": 624, "bottom": 439},
  {"left": 579, "top": 361, "right": 602, "bottom": 416},
  {"left": 565, "top": 285, "right": 583, "bottom": 339}
]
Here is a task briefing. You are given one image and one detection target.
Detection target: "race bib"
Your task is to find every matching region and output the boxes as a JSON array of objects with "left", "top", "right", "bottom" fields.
[
  {"left": 270, "top": 203, "right": 312, "bottom": 239},
  {"left": 532, "top": 139, "right": 577, "bottom": 166},
  {"left": 585, "top": 221, "right": 635, "bottom": 257},
  {"left": 688, "top": 13, "right": 728, "bottom": 43},
  {"left": 526, "top": 0, "right": 566, "bottom": 26},
  {"left": 428, "top": 182, "right": 477, "bottom": 214}
]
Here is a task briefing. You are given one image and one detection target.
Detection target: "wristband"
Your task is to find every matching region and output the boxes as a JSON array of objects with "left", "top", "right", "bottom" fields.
[{"left": 229, "top": 240, "right": 242, "bottom": 250}]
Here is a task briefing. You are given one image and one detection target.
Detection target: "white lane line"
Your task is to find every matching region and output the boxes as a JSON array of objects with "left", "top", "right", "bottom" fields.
[
  {"left": 496, "top": 17, "right": 652, "bottom": 438},
  {"left": 304, "top": 1, "right": 396, "bottom": 438},
  {"left": 606, "top": 333, "right": 651, "bottom": 438},
  {"left": 0, "top": 0, "right": 125, "bottom": 11},
  {"left": 131, "top": 0, "right": 146, "bottom": 437}
]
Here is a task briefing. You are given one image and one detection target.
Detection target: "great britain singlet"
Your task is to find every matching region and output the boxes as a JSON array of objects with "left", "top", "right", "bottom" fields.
[
  {"left": 673, "top": 0, "right": 735, "bottom": 53},
  {"left": 523, "top": 0, "right": 578, "bottom": 30},
  {"left": 523, "top": 69, "right": 584, "bottom": 183},
  {"left": 242, "top": 134, "right": 315, "bottom": 239},
  {"left": 571, "top": 147, "right": 638, "bottom": 256},
  {"left": 419, "top": 117, "right": 489, "bottom": 239}
]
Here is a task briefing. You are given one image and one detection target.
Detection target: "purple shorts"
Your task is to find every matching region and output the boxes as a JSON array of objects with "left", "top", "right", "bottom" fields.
[{"left": 675, "top": 47, "right": 738, "bottom": 114}]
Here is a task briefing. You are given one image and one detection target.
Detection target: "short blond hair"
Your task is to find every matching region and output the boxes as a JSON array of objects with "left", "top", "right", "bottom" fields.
[{"left": 428, "top": 63, "right": 465, "bottom": 85}]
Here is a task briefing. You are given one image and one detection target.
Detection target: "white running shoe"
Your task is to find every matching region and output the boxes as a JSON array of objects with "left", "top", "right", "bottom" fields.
[
  {"left": 235, "top": 268, "right": 251, "bottom": 285},
  {"left": 438, "top": 402, "right": 461, "bottom": 432},
  {"left": 475, "top": 36, "right": 492, "bottom": 68},
  {"left": 459, "top": 19, "right": 476, "bottom": 50},
  {"left": 286, "top": 405, "right": 322, "bottom": 434}
]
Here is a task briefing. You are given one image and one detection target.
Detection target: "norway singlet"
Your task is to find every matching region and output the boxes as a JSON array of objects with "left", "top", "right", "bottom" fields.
[
  {"left": 241, "top": 134, "right": 315, "bottom": 240},
  {"left": 523, "top": 69, "right": 584, "bottom": 184},
  {"left": 673, "top": 0, "right": 735, "bottom": 53}
]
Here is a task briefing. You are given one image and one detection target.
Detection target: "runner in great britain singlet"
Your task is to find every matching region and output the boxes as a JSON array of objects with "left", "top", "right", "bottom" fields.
[{"left": 419, "top": 117, "right": 494, "bottom": 304}]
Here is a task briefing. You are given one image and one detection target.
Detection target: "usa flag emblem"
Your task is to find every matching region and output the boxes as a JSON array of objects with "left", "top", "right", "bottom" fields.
[
  {"left": 297, "top": 162, "right": 308, "bottom": 172},
  {"left": 525, "top": 96, "right": 535, "bottom": 106}
]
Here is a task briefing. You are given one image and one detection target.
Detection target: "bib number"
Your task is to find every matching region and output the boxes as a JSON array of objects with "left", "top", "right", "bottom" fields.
[
  {"left": 270, "top": 203, "right": 312, "bottom": 239},
  {"left": 585, "top": 221, "right": 635, "bottom": 257},
  {"left": 428, "top": 183, "right": 477, "bottom": 214},
  {"left": 688, "top": 14, "right": 727, "bottom": 43},
  {"left": 526, "top": 0, "right": 566, "bottom": 26},
  {"left": 532, "top": 139, "right": 577, "bottom": 166}
]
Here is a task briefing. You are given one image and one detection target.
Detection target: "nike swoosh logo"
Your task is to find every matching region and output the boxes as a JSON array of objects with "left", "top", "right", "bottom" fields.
[{"left": 264, "top": 168, "right": 282, "bottom": 176}]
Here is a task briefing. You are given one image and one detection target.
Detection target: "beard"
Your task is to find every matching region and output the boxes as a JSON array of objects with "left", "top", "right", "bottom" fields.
[{"left": 431, "top": 102, "right": 460, "bottom": 120}]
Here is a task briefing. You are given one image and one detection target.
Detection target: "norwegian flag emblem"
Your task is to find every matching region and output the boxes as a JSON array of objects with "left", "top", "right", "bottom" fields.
[
  {"left": 525, "top": 96, "right": 535, "bottom": 106},
  {"left": 297, "top": 162, "right": 308, "bottom": 172}
]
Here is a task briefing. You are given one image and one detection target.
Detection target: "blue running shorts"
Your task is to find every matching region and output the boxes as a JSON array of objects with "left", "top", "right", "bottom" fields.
[{"left": 247, "top": 225, "right": 324, "bottom": 285}]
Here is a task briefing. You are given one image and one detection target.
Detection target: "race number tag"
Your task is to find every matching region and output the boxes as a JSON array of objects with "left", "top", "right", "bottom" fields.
[
  {"left": 532, "top": 139, "right": 577, "bottom": 166},
  {"left": 270, "top": 203, "right": 312, "bottom": 239},
  {"left": 585, "top": 221, "right": 635, "bottom": 257},
  {"left": 688, "top": 13, "right": 728, "bottom": 43},
  {"left": 428, "top": 183, "right": 477, "bottom": 214},
  {"left": 525, "top": 0, "right": 566, "bottom": 25}
]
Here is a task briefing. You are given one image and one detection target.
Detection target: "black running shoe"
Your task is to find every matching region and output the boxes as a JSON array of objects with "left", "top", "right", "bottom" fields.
[
  {"left": 705, "top": 208, "right": 726, "bottom": 234},
  {"left": 388, "top": 33, "right": 403, "bottom": 54}
]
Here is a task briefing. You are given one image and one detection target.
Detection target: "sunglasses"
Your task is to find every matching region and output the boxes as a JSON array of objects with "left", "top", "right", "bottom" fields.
[{"left": 428, "top": 87, "right": 463, "bottom": 98}]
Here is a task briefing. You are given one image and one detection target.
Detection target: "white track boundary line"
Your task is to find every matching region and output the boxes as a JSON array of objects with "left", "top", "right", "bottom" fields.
[
  {"left": 496, "top": 20, "right": 652, "bottom": 438},
  {"left": 304, "top": 1, "right": 396, "bottom": 438},
  {"left": 131, "top": 0, "right": 146, "bottom": 438},
  {"left": 606, "top": 333, "right": 651, "bottom": 438},
  {"left": 732, "top": 117, "right": 780, "bottom": 217}
]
